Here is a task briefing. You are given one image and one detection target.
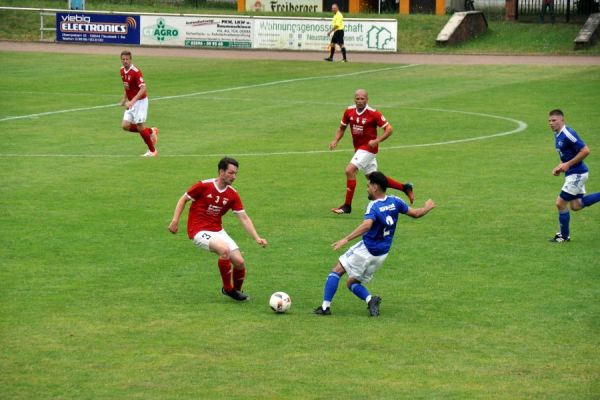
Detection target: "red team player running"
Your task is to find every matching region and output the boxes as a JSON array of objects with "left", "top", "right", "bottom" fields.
[
  {"left": 330, "top": 89, "right": 414, "bottom": 214},
  {"left": 119, "top": 50, "right": 159, "bottom": 157},
  {"left": 168, "top": 157, "right": 268, "bottom": 301}
]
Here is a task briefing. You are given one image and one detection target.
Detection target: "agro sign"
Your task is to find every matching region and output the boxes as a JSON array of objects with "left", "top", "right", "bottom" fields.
[{"left": 140, "top": 16, "right": 252, "bottom": 49}]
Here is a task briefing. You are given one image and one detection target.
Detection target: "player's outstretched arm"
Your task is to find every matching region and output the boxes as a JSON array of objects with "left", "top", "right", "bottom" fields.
[
  {"left": 236, "top": 212, "right": 268, "bottom": 248},
  {"left": 332, "top": 219, "right": 374, "bottom": 251},
  {"left": 406, "top": 199, "right": 435, "bottom": 219},
  {"left": 168, "top": 194, "right": 190, "bottom": 234}
]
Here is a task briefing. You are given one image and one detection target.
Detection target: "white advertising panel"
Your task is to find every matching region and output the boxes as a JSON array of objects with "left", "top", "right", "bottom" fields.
[
  {"left": 138, "top": 15, "right": 397, "bottom": 52},
  {"left": 140, "top": 15, "right": 252, "bottom": 48},
  {"left": 252, "top": 17, "right": 397, "bottom": 52}
]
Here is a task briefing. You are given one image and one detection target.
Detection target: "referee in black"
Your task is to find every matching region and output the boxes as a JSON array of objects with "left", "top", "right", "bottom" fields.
[{"left": 324, "top": 3, "right": 348, "bottom": 62}]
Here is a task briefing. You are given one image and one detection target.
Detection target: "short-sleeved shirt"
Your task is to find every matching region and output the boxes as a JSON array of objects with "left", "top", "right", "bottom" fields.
[
  {"left": 362, "top": 195, "right": 409, "bottom": 256},
  {"left": 555, "top": 125, "right": 588, "bottom": 176},
  {"left": 341, "top": 105, "right": 390, "bottom": 154},
  {"left": 331, "top": 11, "right": 344, "bottom": 31},
  {"left": 185, "top": 179, "right": 244, "bottom": 239},
  {"left": 120, "top": 64, "right": 147, "bottom": 101}
]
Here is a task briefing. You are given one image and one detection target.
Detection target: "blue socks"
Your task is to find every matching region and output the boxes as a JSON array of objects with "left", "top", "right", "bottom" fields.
[
  {"left": 323, "top": 272, "right": 341, "bottom": 302},
  {"left": 582, "top": 192, "right": 600, "bottom": 208},
  {"left": 559, "top": 209, "right": 570, "bottom": 238},
  {"left": 349, "top": 282, "right": 370, "bottom": 301},
  {"left": 322, "top": 273, "right": 371, "bottom": 306}
]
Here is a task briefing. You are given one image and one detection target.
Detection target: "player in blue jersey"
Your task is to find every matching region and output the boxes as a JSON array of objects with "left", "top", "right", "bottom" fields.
[
  {"left": 549, "top": 109, "right": 600, "bottom": 243},
  {"left": 314, "top": 171, "right": 435, "bottom": 316}
]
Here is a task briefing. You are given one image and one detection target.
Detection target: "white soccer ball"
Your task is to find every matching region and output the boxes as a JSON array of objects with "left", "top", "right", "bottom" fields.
[{"left": 269, "top": 291, "right": 292, "bottom": 313}]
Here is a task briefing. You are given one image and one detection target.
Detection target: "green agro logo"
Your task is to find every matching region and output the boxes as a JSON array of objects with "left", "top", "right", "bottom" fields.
[{"left": 144, "top": 18, "right": 179, "bottom": 42}]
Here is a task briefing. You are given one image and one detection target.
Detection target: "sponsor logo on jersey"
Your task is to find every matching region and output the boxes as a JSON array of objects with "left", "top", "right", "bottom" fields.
[{"left": 379, "top": 204, "right": 396, "bottom": 212}]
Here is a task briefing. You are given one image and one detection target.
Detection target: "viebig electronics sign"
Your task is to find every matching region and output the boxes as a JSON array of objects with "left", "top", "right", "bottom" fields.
[{"left": 56, "top": 13, "right": 140, "bottom": 44}]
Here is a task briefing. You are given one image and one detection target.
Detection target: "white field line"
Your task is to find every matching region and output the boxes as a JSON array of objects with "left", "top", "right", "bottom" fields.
[
  {"left": 0, "top": 108, "right": 527, "bottom": 158},
  {"left": 0, "top": 64, "right": 419, "bottom": 123},
  {"left": 0, "top": 64, "right": 529, "bottom": 158},
  {"left": 0, "top": 107, "right": 528, "bottom": 158}
]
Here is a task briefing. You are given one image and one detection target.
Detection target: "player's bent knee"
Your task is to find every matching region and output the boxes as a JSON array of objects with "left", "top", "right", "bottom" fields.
[
  {"left": 211, "top": 243, "right": 231, "bottom": 259},
  {"left": 228, "top": 249, "right": 244, "bottom": 266},
  {"left": 555, "top": 197, "right": 568, "bottom": 210},
  {"left": 571, "top": 200, "right": 584, "bottom": 211},
  {"left": 233, "top": 261, "right": 245, "bottom": 270},
  {"left": 332, "top": 263, "right": 346, "bottom": 275}
]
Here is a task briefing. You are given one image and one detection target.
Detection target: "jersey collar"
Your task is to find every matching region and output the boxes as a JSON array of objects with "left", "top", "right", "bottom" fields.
[
  {"left": 355, "top": 104, "right": 369, "bottom": 116},
  {"left": 555, "top": 124, "right": 567, "bottom": 136},
  {"left": 211, "top": 178, "right": 230, "bottom": 193}
]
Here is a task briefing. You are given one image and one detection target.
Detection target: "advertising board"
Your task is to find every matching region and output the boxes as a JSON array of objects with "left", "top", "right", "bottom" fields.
[
  {"left": 56, "top": 13, "right": 140, "bottom": 44},
  {"left": 56, "top": 12, "right": 397, "bottom": 52},
  {"left": 140, "top": 15, "right": 252, "bottom": 48},
  {"left": 252, "top": 17, "right": 397, "bottom": 52}
]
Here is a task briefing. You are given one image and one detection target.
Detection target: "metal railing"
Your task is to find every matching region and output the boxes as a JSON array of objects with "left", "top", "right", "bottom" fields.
[
  {"left": 40, "top": 11, "right": 56, "bottom": 40},
  {"left": 516, "top": 0, "right": 599, "bottom": 21}
]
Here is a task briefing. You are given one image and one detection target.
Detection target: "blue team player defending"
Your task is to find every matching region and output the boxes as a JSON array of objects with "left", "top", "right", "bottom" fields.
[
  {"left": 314, "top": 171, "right": 435, "bottom": 317},
  {"left": 549, "top": 109, "right": 600, "bottom": 243}
]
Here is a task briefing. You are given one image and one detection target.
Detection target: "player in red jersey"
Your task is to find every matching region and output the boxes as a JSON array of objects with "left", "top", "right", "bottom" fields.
[
  {"left": 329, "top": 89, "right": 414, "bottom": 214},
  {"left": 168, "top": 157, "right": 268, "bottom": 301},
  {"left": 119, "top": 50, "right": 159, "bottom": 157}
]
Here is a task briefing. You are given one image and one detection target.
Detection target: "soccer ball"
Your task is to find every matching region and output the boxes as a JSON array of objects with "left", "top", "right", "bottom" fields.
[{"left": 269, "top": 291, "right": 292, "bottom": 313}]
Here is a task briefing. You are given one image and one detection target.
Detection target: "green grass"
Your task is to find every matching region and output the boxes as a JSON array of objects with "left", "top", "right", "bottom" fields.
[
  {"left": 1, "top": 0, "right": 600, "bottom": 54},
  {"left": 1, "top": 51, "right": 599, "bottom": 399}
]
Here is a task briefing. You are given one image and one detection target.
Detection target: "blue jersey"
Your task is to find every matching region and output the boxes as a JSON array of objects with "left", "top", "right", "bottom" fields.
[
  {"left": 555, "top": 126, "right": 588, "bottom": 176},
  {"left": 362, "top": 195, "right": 409, "bottom": 256}
]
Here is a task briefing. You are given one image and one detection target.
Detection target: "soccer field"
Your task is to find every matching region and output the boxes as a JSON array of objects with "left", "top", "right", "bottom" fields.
[{"left": 1, "top": 51, "right": 598, "bottom": 399}]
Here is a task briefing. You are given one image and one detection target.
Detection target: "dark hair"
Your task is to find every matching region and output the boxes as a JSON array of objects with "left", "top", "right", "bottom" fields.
[
  {"left": 368, "top": 171, "right": 388, "bottom": 192},
  {"left": 218, "top": 157, "right": 239, "bottom": 172},
  {"left": 120, "top": 50, "right": 132, "bottom": 57},
  {"left": 549, "top": 109, "right": 564, "bottom": 117}
]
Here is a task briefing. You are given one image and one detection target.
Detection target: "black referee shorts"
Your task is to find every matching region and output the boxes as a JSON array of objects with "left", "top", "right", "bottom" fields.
[{"left": 331, "top": 30, "right": 345, "bottom": 46}]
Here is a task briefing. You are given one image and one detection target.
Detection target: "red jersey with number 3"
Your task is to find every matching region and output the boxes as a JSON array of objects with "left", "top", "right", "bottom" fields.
[
  {"left": 341, "top": 105, "right": 389, "bottom": 154},
  {"left": 185, "top": 179, "right": 244, "bottom": 239},
  {"left": 120, "top": 64, "right": 147, "bottom": 101}
]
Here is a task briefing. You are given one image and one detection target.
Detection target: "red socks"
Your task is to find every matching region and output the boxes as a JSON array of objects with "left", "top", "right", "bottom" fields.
[
  {"left": 218, "top": 259, "right": 233, "bottom": 292},
  {"left": 385, "top": 176, "right": 405, "bottom": 191},
  {"left": 139, "top": 128, "right": 155, "bottom": 152},
  {"left": 128, "top": 123, "right": 138, "bottom": 133},
  {"left": 345, "top": 179, "right": 356, "bottom": 206},
  {"left": 218, "top": 259, "right": 246, "bottom": 292},
  {"left": 233, "top": 268, "right": 246, "bottom": 291}
]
